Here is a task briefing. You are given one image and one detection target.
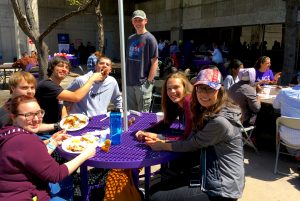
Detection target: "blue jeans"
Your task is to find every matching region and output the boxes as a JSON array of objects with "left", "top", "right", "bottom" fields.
[{"left": 50, "top": 176, "right": 73, "bottom": 201}]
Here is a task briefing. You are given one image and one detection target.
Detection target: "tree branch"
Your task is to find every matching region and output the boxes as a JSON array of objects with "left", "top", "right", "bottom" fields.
[
  {"left": 10, "top": 0, "right": 34, "bottom": 38},
  {"left": 24, "top": 0, "right": 38, "bottom": 31},
  {"left": 40, "top": 0, "right": 95, "bottom": 40}
]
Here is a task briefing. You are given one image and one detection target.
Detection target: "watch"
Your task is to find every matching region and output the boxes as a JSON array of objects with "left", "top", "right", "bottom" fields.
[{"left": 54, "top": 122, "right": 59, "bottom": 130}]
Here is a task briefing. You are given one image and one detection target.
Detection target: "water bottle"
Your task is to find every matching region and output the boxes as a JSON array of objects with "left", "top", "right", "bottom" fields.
[{"left": 109, "top": 109, "right": 122, "bottom": 145}]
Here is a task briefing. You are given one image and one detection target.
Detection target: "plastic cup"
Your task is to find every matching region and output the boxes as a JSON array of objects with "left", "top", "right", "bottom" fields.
[{"left": 156, "top": 112, "right": 164, "bottom": 122}]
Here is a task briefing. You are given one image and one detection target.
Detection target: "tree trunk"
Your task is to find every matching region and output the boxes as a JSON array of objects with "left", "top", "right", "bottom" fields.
[
  {"left": 35, "top": 41, "right": 49, "bottom": 80},
  {"left": 281, "top": 0, "right": 299, "bottom": 85},
  {"left": 95, "top": 0, "right": 104, "bottom": 53},
  {"left": 11, "top": 0, "right": 95, "bottom": 80}
]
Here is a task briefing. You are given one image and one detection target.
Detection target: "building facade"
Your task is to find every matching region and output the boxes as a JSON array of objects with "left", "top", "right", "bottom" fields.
[{"left": 0, "top": 0, "right": 299, "bottom": 71}]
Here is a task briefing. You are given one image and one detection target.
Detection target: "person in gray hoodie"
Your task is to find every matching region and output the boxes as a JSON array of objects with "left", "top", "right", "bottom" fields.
[{"left": 142, "top": 68, "right": 245, "bottom": 201}]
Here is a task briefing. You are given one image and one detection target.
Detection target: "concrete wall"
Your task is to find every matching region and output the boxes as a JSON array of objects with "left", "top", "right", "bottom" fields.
[
  {"left": 0, "top": 0, "right": 132, "bottom": 63},
  {"left": 0, "top": 0, "right": 16, "bottom": 62},
  {"left": 0, "top": 0, "right": 296, "bottom": 63},
  {"left": 38, "top": 0, "right": 98, "bottom": 55},
  {"left": 39, "top": 0, "right": 133, "bottom": 60},
  {"left": 136, "top": 0, "right": 286, "bottom": 31}
]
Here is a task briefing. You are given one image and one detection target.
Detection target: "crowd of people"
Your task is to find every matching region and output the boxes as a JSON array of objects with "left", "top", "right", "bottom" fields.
[{"left": 1, "top": 8, "right": 300, "bottom": 201}]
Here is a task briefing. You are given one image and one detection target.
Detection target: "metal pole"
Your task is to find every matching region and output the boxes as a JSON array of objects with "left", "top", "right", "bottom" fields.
[{"left": 118, "top": 0, "right": 128, "bottom": 131}]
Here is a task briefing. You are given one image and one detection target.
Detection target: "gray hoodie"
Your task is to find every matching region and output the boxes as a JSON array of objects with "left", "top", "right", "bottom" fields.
[{"left": 172, "top": 105, "right": 244, "bottom": 199}]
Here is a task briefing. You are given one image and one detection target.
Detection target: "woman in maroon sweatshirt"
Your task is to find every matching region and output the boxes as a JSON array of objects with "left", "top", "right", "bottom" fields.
[{"left": 0, "top": 95, "right": 96, "bottom": 201}]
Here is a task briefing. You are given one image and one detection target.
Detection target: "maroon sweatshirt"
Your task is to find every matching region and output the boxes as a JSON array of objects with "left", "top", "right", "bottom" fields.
[{"left": 0, "top": 126, "right": 69, "bottom": 201}]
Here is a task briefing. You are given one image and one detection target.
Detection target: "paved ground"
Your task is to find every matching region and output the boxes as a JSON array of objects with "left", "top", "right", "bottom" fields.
[{"left": 0, "top": 69, "right": 300, "bottom": 200}]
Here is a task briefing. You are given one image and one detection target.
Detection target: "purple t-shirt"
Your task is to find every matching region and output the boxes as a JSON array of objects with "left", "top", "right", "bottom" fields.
[{"left": 255, "top": 69, "right": 274, "bottom": 82}]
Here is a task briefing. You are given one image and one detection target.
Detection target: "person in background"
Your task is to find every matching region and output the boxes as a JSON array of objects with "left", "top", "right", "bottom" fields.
[
  {"left": 30, "top": 50, "right": 38, "bottom": 61},
  {"left": 208, "top": 42, "right": 226, "bottom": 77},
  {"left": 273, "top": 72, "right": 300, "bottom": 159},
  {"left": 254, "top": 56, "right": 281, "bottom": 86},
  {"left": 182, "top": 39, "right": 195, "bottom": 70},
  {"left": 223, "top": 59, "right": 243, "bottom": 90},
  {"left": 228, "top": 68, "right": 261, "bottom": 127},
  {"left": 169, "top": 40, "right": 180, "bottom": 68},
  {"left": 87, "top": 51, "right": 102, "bottom": 72},
  {"left": 35, "top": 56, "right": 104, "bottom": 138},
  {"left": 12, "top": 52, "right": 37, "bottom": 70},
  {"left": 209, "top": 42, "right": 223, "bottom": 65},
  {"left": 66, "top": 57, "right": 122, "bottom": 117},
  {"left": 141, "top": 68, "right": 244, "bottom": 201},
  {"left": 0, "top": 95, "right": 96, "bottom": 201},
  {"left": 126, "top": 10, "right": 158, "bottom": 112},
  {"left": 0, "top": 71, "right": 57, "bottom": 132},
  {"left": 78, "top": 42, "right": 87, "bottom": 65},
  {"left": 158, "top": 39, "right": 165, "bottom": 57}
]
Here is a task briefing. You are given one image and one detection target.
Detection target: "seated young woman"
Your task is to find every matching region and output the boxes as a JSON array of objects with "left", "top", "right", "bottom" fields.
[
  {"left": 136, "top": 71, "right": 193, "bottom": 141},
  {"left": 136, "top": 72, "right": 195, "bottom": 174},
  {"left": 140, "top": 68, "right": 245, "bottom": 201},
  {"left": 0, "top": 95, "right": 96, "bottom": 201}
]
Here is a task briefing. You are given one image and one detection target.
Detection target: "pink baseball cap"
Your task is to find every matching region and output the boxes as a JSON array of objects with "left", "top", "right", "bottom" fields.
[{"left": 194, "top": 69, "right": 222, "bottom": 90}]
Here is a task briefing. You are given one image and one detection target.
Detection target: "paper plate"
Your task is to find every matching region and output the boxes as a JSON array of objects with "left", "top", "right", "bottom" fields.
[
  {"left": 60, "top": 114, "right": 89, "bottom": 131},
  {"left": 61, "top": 136, "right": 104, "bottom": 154}
]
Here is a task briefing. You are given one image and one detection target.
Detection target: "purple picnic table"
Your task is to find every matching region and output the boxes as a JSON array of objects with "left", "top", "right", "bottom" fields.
[{"left": 57, "top": 112, "right": 181, "bottom": 201}]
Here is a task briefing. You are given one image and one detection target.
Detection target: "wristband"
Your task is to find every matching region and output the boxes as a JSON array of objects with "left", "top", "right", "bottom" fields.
[{"left": 47, "top": 138, "right": 57, "bottom": 151}]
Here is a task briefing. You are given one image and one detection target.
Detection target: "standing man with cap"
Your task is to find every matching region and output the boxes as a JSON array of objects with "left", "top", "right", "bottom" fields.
[{"left": 126, "top": 10, "right": 158, "bottom": 112}]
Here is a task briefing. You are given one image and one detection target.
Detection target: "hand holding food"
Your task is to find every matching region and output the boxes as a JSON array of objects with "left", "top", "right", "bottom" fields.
[
  {"left": 91, "top": 72, "right": 105, "bottom": 82},
  {"left": 145, "top": 136, "right": 165, "bottom": 151},
  {"left": 101, "top": 68, "right": 109, "bottom": 77},
  {"left": 135, "top": 130, "right": 158, "bottom": 141},
  {"left": 51, "top": 130, "right": 70, "bottom": 145},
  {"left": 274, "top": 72, "right": 282, "bottom": 82}
]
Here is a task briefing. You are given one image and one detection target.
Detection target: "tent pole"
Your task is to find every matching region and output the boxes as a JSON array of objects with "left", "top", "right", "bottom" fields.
[{"left": 118, "top": 0, "right": 128, "bottom": 131}]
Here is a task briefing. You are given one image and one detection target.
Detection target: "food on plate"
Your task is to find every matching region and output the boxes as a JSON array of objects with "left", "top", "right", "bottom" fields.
[
  {"left": 101, "top": 139, "right": 111, "bottom": 153},
  {"left": 81, "top": 134, "right": 99, "bottom": 144},
  {"left": 67, "top": 138, "right": 87, "bottom": 152},
  {"left": 62, "top": 115, "right": 87, "bottom": 129},
  {"left": 66, "top": 135, "right": 99, "bottom": 152}
]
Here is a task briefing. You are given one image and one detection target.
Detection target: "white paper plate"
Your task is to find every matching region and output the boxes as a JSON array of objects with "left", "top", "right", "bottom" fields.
[
  {"left": 61, "top": 136, "right": 104, "bottom": 154},
  {"left": 60, "top": 114, "right": 89, "bottom": 131}
]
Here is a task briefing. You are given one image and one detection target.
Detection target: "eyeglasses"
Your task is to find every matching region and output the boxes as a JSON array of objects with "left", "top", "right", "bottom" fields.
[
  {"left": 196, "top": 85, "right": 216, "bottom": 94},
  {"left": 17, "top": 109, "right": 45, "bottom": 121}
]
